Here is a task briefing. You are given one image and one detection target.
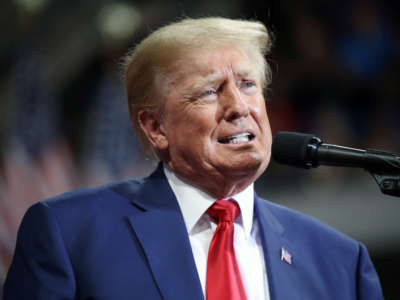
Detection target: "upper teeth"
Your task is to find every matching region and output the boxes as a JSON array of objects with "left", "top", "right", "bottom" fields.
[{"left": 220, "top": 132, "right": 253, "bottom": 144}]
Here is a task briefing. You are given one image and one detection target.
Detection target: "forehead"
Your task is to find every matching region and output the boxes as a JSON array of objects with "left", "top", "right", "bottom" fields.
[{"left": 166, "top": 46, "right": 259, "bottom": 85}]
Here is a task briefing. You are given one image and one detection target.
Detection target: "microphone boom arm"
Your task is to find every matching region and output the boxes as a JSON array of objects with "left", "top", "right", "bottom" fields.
[
  {"left": 306, "top": 138, "right": 400, "bottom": 197},
  {"left": 272, "top": 131, "right": 400, "bottom": 198},
  {"left": 370, "top": 173, "right": 400, "bottom": 197},
  {"left": 365, "top": 149, "right": 400, "bottom": 197}
]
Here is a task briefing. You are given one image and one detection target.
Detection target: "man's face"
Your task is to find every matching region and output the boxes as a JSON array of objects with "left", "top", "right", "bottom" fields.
[{"left": 153, "top": 46, "right": 272, "bottom": 195}]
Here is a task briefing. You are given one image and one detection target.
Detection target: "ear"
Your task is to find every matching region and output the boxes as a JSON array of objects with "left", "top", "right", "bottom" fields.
[{"left": 138, "top": 109, "right": 169, "bottom": 151}]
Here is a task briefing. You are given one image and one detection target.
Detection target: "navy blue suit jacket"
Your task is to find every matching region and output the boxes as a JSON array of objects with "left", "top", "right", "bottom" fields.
[{"left": 4, "top": 165, "right": 383, "bottom": 299}]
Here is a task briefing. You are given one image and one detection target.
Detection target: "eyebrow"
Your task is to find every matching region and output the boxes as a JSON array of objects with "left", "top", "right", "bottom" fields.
[
  {"left": 235, "top": 68, "right": 257, "bottom": 80},
  {"left": 191, "top": 67, "right": 257, "bottom": 91},
  {"left": 192, "top": 73, "right": 224, "bottom": 91}
]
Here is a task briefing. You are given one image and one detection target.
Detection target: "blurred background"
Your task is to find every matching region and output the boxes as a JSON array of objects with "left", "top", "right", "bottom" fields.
[{"left": 0, "top": 0, "right": 399, "bottom": 298}]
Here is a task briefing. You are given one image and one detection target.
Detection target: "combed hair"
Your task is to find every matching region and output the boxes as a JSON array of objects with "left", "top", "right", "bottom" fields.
[{"left": 122, "top": 17, "right": 273, "bottom": 159}]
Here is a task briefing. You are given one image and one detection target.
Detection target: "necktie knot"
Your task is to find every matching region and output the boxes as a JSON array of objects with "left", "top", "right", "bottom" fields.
[
  {"left": 205, "top": 199, "right": 247, "bottom": 300},
  {"left": 206, "top": 200, "right": 240, "bottom": 223}
]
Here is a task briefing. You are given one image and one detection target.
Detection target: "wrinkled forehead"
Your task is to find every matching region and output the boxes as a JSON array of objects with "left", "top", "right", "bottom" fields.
[{"left": 160, "top": 45, "right": 261, "bottom": 87}]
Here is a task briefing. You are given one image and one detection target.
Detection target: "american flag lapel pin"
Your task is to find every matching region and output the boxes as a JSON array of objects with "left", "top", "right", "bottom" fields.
[{"left": 281, "top": 247, "right": 292, "bottom": 265}]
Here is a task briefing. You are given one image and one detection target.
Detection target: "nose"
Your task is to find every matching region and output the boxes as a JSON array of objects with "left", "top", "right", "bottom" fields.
[{"left": 220, "top": 82, "right": 249, "bottom": 122}]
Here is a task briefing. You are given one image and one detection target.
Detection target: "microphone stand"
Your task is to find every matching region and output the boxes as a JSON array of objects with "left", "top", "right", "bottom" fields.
[
  {"left": 370, "top": 173, "right": 400, "bottom": 197},
  {"left": 365, "top": 149, "right": 400, "bottom": 197}
]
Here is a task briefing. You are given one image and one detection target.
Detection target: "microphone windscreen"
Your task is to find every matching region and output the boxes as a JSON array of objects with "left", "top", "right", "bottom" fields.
[{"left": 272, "top": 132, "right": 316, "bottom": 168}]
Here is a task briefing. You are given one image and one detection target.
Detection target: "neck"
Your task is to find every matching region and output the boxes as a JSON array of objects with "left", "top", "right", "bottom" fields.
[{"left": 164, "top": 162, "right": 258, "bottom": 199}]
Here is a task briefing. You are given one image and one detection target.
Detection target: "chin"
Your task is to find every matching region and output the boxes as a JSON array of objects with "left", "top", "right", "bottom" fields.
[{"left": 219, "top": 152, "right": 269, "bottom": 177}]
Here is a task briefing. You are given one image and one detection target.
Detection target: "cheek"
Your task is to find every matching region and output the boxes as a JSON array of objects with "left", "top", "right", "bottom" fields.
[
  {"left": 252, "top": 101, "right": 272, "bottom": 146},
  {"left": 186, "top": 106, "right": 218, "bottom": 134},
  {"left": 166, "top": 108, "right": 216, "bottom": 147},
  {"left": 250, "top": 97, "right": 269, "bottom": 124}
]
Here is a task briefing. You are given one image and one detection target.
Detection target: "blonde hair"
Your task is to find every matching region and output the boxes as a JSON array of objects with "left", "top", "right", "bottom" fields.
[{"left": 123, "top": 17, "right": 273, "bottom": 159}]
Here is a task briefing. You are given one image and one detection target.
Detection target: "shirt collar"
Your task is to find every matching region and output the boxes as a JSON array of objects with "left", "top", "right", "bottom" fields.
[{"left": 163, "top": 164, "right": 254, "bottom": 239}]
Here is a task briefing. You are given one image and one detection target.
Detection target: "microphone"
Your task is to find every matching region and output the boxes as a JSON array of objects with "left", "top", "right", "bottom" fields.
[{"left": 272, "top": 132, "right": 400, "bottom": 175}]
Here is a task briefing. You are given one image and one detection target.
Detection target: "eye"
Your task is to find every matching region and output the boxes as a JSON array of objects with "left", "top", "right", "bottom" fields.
[
  {"left": 243, "top": 80, "right": 255, "bottom": 88},
  {"left": 200, "top": 89, "right": 217, "bottom": 97},
  {"left": 239, "top": 80, "right": 257, "bottom": 95},
  {"left": 197, "top": 87, "right": 219, "bottom": 102}
]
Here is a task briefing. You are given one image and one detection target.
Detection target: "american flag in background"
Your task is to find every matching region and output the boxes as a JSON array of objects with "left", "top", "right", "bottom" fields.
[
  {"left": 0, "top": 44, "right": 75, "bottom": 287},
  {"left": 10, "top": 45, "right": 60, "bottom": 159},
  {"left": 81, "top": 72, "right": 153, "bottom": 186},
  {"left": 0, "top": 44, "right": 155, "bottom": 292}
]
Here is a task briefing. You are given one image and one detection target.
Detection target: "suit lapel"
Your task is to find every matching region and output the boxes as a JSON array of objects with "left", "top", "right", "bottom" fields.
[
  {"left": 120, "top": 165, "right": 303, "bottom": 300},
  {"left": 125, "top": 165, "right": 204, "bottom": 300},
  {"left": 255, "top": 195, "right": 301, "bottom": 300}
]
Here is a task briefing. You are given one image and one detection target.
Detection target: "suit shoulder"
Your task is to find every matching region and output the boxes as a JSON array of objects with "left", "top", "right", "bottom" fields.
[
  {"left": 38, "top": 178, "right": 145, "bottom": 212},
  {"left": 256, "top": 196, "right": 383, "bottom": 298},
  {"left": 20, "top": 177, "right": 148, "bottom": 246},
  {"left": 256, "top": 196, "right": 359, "bottom": 248}
]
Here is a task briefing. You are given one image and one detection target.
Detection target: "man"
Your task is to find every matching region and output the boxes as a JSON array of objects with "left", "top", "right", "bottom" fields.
[{"left": 3, "top": 17, "right": 383, "bottom": 299}]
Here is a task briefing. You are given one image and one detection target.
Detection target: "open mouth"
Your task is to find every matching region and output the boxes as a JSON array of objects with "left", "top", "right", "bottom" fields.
[{"left": 218, "top": 132, "right": 255, "bottom": 144}]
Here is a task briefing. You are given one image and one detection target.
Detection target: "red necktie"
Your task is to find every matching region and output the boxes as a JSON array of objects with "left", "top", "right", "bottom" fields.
[{"left": 206, "top": 200, "right": 248, "bottom": 300}]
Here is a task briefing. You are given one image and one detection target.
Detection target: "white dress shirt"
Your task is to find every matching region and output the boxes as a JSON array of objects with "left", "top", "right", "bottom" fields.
[{"left": 164, "top": 165, "right": 270, "bottom": 300}]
